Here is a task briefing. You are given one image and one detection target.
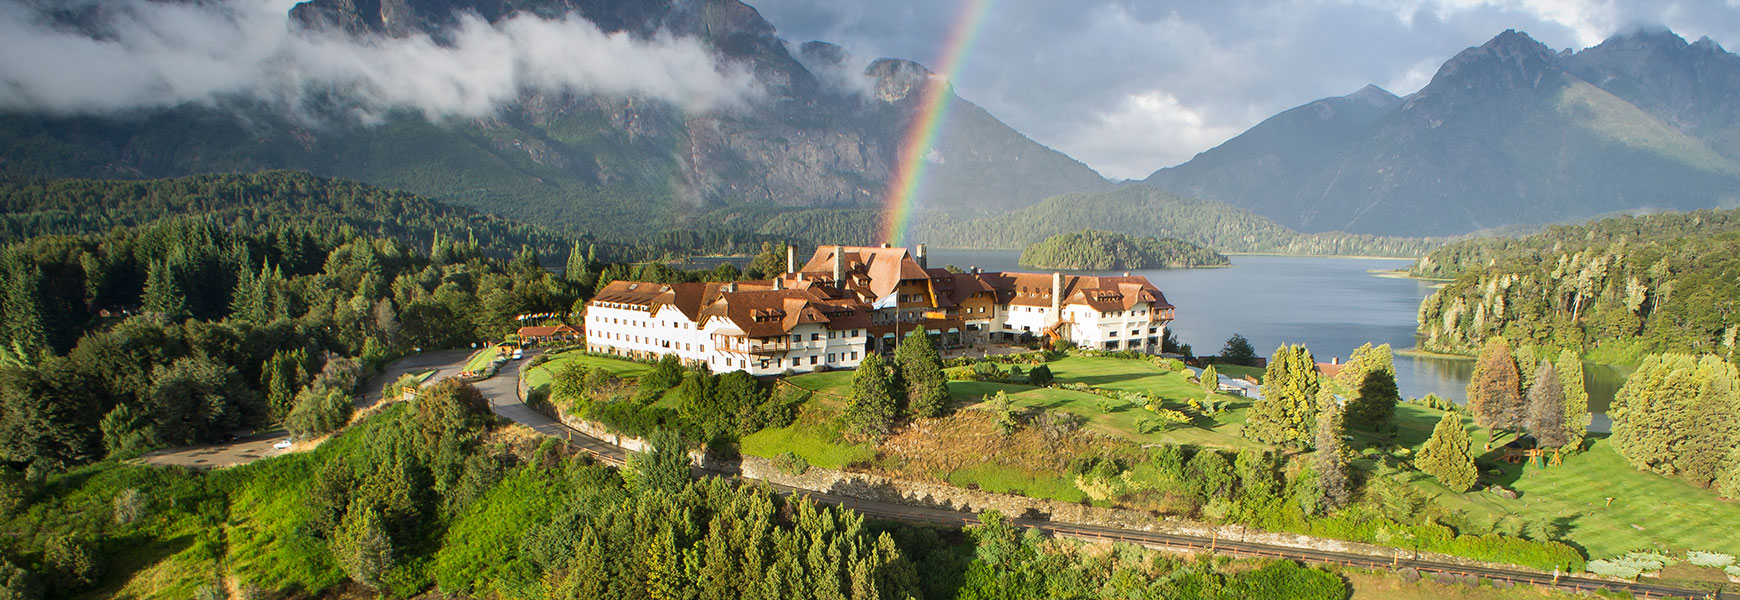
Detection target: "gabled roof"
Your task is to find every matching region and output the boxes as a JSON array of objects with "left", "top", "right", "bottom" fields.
[
  {"left": 698, "top": 288, "right": 870, "bottom": 337},
  {"left": 797, "top": 246, "right": 928, "bottom": 300}
]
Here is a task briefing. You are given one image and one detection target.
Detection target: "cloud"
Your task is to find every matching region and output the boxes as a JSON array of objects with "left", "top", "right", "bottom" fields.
[
  {"left": 751, "top": 0, "right": 1740, "bottom": 178},
  {"left": 0, "top": 0, "right": 758, "bottom": 120}
]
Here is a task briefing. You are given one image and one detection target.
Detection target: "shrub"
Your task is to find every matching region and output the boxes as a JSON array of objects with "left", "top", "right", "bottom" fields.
[
  {"left": 1686, "top": 550, "right": 1735, "bottom": 568},
  {"left": 1726, "top": 565, "right": 1740, "bottom": 579},
  {"left": 112, "top": 488, "right": 146, "bottom": 526},
  {"left": 0, "top": 558, "right": 41, "bottom": 600},
  {"left": 1028, "top": 364, "right": 1053, "bottom": 386},
  {"left": 773, "top": 451, "right": 810, "bottom": 476},
  {"left": 44, "top": 535, "right": 100, "bottom": 591}
]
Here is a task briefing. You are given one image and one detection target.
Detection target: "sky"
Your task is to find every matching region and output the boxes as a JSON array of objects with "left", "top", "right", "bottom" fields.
[
  {"left": 750, "top": 0, "right": 1740, "bottom": 180},
  {"left": 0, "top": 0, "right": 758, "bottom": 122}
]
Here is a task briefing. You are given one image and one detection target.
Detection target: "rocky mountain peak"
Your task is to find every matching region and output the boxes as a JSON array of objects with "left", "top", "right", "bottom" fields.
[
  {"left": 866, "top": 58, "right": 939, "bottom": 103},
  {"left": 1344, "top": 84, "right": 1400, "bottom": 107},
  {"left": 1428, "top": 29, "right": 1560, "bottom": 92}
]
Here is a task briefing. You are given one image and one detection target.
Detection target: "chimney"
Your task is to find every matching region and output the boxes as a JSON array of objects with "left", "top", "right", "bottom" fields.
[
  {"left": 833, "top": 245, "right": 845, "bottom": 285},
  {"left": 915, "top": 244, "right": 928, "bottom": 269},
  {"left": 786, "top": 244, "right": 796, "bottom": 274},
  {"left": 1332, "top": 357, "right": 1340, "bottom": 365},
  {"left": 1123, "top": 271, "right": 1131, "bottom": 277},
  {"left": 970, "top": 265, "right": 979, "bottom": 274},
  {"left": 773, "top": 277, "right": 784, "bottom": 290},
  {"left": 881, "top": 242, "right": 891, "bottom": 248},
  {"left": 726, "top": 282, "right": 737, "bottom": 293},
  {"left": 1050, "top": 272, "right": 1063, "bottom": 316}
]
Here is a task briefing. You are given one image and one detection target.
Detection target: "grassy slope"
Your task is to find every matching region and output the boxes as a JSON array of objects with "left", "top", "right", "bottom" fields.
[
  {"left": 748, "top": 356, "right": 1740, "bottom": 562},
  {"left": 522, "top": 351, "right": 655, "bottom": 394}
]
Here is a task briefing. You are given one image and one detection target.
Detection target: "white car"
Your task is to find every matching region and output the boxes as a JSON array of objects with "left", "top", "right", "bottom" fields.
[
  {"left": 273, "top": 439, "right": 292, "bottom": 450},
  {"left": 511, "top": 349, "right": 524, "bottom": 360}
]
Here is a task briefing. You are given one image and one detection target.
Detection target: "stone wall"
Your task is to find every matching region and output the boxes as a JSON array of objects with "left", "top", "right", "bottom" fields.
[{"left": 737, "top": 454, "right": 1548, "bottom": 574}]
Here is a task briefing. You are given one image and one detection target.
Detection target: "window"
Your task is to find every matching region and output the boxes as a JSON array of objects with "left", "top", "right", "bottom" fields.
[
  {"left": 810, "top": 356, "right": 818, "bottom": 365},
  {"left": 792, "top": 334, "right": 801, "bottom": 343},
  {"left": 828, "top": 331, "right": 836, "bottom": 340},
  {"left": 850, "top": 352, "right": 858, "bottom": 360},
  {"left": 850, "top": 329, "right": 858, "bottom": 337},
  {"left": 760, "top": 359, "right": 770, "bottom": 369},
  {"left": 811, "top": 333, "right": 821, "bottom": 341},
  {"left": 828, "top": 353, "right": 836, "bottom": 362},
  {"left": 1131, "top": 330, "right": 1140, "bottom": 336},
  {"left": 726, "top": 358, "right": 733, "bottom": 368},
  {"left": 1109, "top": 331, "right": 1117, "bottom": 337}
]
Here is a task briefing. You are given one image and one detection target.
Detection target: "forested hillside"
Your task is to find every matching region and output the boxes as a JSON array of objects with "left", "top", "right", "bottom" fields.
[
  {"left": 1018, "top": 230, "right": 1228, "bottom": 270},
  {"left": 919, "top": 186, "right": 1439, "bottom": 256},
  {"left": 1413, "top": 208, "right": 1740, "bottom": 362},
  {"left": 0, "top": 172, "right": 789, "bottom": 263}
]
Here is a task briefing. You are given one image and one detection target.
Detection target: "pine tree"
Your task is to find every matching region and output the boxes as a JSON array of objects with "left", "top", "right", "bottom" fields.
[
  {"left": 1311, "top": 390, "right": 1351, "bottom": 512},
  {"left": 1339, "top": 343, "right": 1399, "bottom": 431},
  {"left": 565, "top": 240, "right": 588, "bottom": 283},
  {"left": 1199, "top": 365, "right": 1219, "bottom": 393},
  {"left": 1418, "top": 412, "right": 1479, "bottom": 492},
  {"left": 1525, "top": 360, "right": 1568, "bottom": 447},
  {"left": 141, "top": 260, "right": 189, "bottom": 321},
  {"left": 893, "top": 330, "right": 948, "bottom": 418},
  {"left": 0, "top": 252, "right": 47, "bottom": 357},
  {"left": 1467, "top": 337, "right": 1523, "bottom": 435},
  {"left": 1245, "top": 344, "right": 1318, "bottom": 446},
  {"left": 332, "top": 503, "right": 395, "bottom": 590},
  {"left": 1556, "top": 350, "right": 1591, "bottom": 452},
  {"left": 845, "top": 353, "right": 899, "bottom": 438}
]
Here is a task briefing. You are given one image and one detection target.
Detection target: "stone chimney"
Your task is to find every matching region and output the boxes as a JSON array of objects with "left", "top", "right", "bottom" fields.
[
  {"left": 1051, "top": 272, "right": 1063, "bottom": 316},
  {"left": 786, "top": 244, "right": 797, "bottom": 274},
  {"left": 915, "top": 244, "right": 928, "bottom": 269},
  {"left": 833, "top": 245, "right": 845, "bottom": 284}
]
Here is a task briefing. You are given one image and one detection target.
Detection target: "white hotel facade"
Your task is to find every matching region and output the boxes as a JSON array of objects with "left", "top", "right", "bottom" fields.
[{"left": 583, "top": 245, "right": 1175, "bottom": 375}]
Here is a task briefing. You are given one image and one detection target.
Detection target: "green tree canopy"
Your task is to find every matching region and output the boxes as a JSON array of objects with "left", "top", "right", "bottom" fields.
[
  {"left": 1245, "top": 344, "right": 1319, "bottom": 446},
  {"left": 1418, "top": 412, "right": 1479, "bottom": 493},
  {"left": 845, "top": 352, "right": 899, "bottom": 438},
  {"left": 894, "top": 330, "right": 948, "bottom": 419}
]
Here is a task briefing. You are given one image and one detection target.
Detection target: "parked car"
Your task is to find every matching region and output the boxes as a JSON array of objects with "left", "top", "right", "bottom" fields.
[
  {"left": 273, "top": 439, "right": 292, "bottom": 450},
  {"left": 512, "top": 349, "right": 524, "bottom": 360}
]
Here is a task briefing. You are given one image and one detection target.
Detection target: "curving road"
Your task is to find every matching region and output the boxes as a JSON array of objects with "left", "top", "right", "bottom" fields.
[{"left": 476, "top": 350, "right": 1713, "bottom": 600}]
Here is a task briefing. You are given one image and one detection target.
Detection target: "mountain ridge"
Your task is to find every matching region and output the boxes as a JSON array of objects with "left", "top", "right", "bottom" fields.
[{"left": 1143, "top": 28, "right": 1740, "bottom": 237}]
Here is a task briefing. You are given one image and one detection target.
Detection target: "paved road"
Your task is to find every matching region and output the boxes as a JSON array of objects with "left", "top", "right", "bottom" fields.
[
  {"left": 472, "top": 350, "right": 1713, "bottom": 600},
  {"left": 143, "top": 350, "right": 477, "bottom": 469}
]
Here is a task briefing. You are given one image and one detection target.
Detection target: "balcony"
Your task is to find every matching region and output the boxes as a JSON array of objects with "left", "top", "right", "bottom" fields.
[{"left": 712, "top": 335, "right": 793, "bottom": 355}]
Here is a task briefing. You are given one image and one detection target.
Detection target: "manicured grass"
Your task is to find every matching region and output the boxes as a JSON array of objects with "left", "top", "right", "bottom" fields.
[
  {"left": 1380, "top": 405, "right": 1740, "bottom": 561},
  {"left": 944, "top": 462, "right": 1087, "bottom": 504},
  {"left": 740, "top": 425, "right": 876, "bottom": 470},
  {"left": 522, "top": 351, "right": 654, "bottom": 393},
  {"left": 463, "top": 347, "right": 505, "bottom": 373},
  {"left": 1213, "top": 364, "right": 1266, "bottom": 382},
  {"left": 784, "top": 370, "right": 856, "bottom": 400}
]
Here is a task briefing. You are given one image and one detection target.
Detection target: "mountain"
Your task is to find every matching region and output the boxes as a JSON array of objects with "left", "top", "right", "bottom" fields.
[
  {"left": 1143, "top": 29, "right": 1740, "bottom": 237},
  {"left": 0, "top": 0, "right": 1109, "bottom": 240},
  {"left": 915, "top": 185, "right": 1440, "bottom": 257}
]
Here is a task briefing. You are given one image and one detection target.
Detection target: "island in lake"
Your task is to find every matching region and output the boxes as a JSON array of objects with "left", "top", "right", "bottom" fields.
[{"left": 1019, "top": 229, "right": 1230, "bottom": 270}]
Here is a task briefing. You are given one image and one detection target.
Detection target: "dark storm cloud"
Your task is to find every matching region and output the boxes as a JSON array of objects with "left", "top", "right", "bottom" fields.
[{"left": 749, "top": 0, "right": 1740, "bottom": 179}]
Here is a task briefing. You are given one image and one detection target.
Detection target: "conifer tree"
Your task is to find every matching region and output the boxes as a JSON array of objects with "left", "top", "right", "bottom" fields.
[
  {"left": 1311, "top": 389, "right": 1351, "bottom": 512},
  {"left": 332, "top": 503, "right": 394, "bottom": 590},
  {"left": 893, "top": 329, "right": 948, "bottom": 418},
  {"left": 1467, "top": 337, "right": 1523, "bottom": 435},
  {"left": 0, "top": 252, "right": 47, "bottom": 357},
  {"left": 565, "top": 240, "right": 588, "bottom": 283},
  {"left": 1199, "top": 365, "right": 1219, "bottom": 393},
  {"left": 1418, "top": 412, "right": 1479, "bottom": 492},
  {"left": 1525, "top": 360, "right": 1568, "bottom": 447},
  {"left": 1245, "top": 344, "right": 1318, "bottom": 446},
  {"left": 1556, "top": 349, "right": 1591, "bottom": 451},
  {"left": 845, "top": 352, "right": 899, "bottom": 438},
  {"left": 1339, "top": 343, "right": 1400, "bottom": 431},
  {"left": 142, "top": 260, "right": 189, "bottom": 320}
]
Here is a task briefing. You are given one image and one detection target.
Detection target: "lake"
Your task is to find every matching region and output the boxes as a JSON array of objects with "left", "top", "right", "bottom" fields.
[{"left": 927, "top": 250, "right": 1621, "bottom": 429}]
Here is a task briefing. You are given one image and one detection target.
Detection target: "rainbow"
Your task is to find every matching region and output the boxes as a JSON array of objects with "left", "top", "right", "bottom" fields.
[{"left": 877, "top": 0, "right": 997, "bottom": 247}]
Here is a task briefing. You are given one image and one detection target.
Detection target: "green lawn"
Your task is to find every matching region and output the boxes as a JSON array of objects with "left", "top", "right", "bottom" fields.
[
  {"left": 522, "top": 351, "right": 654, "bottom": 393},
  {"left": 1375, "top": 404, "right": 1740, "bottom": 560},
  {"left": 739, "top": 425, "right": 876, "bottom": 470},
  {"left": 945, "top": 462, "right": 1088, "bottom": 503},
  {"left": 463, "top": 347, "right": 504, "bottom": 373}
]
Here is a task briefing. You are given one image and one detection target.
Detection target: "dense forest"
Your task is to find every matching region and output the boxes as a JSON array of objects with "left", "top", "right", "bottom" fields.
[
  {"left": 0, "top": 172, "right": 791, "bottom": 263},
  {"left": 1018, "top": 229, "right": 1228, "bottom": 270},
  {"left": 0, "top": 215, "right": 588, "bottom": 471},
  {"left": 1413, "top": 208, "right": 1740, "bottom": 362},
  {"left": 917, "top": 186, "right": 1441, "bottom": 257}
]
